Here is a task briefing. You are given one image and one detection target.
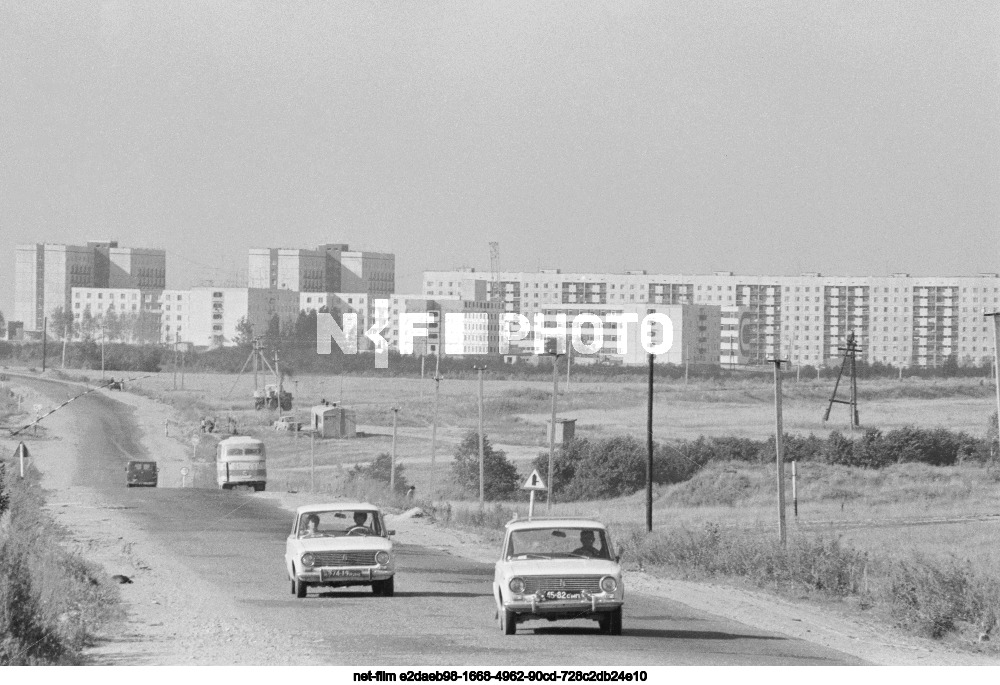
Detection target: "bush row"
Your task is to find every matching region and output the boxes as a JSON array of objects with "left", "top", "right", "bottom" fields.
[
  {"left": 530, "top": 425, "right": 997, "bottom": 502},
  {"left": 0, "top": 461, "right": 123, "bottom": 664}
]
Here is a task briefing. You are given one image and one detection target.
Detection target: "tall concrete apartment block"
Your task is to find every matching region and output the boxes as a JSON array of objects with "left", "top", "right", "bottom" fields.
[
  {"left": 248, "top": 244, "right": 395, "bottom": 298},
  {"left": 15, "top": 241, "right": 166, "bottom": 333},
  {"left": 423, "top": 269, "right": 1000, "bottom": 368}
]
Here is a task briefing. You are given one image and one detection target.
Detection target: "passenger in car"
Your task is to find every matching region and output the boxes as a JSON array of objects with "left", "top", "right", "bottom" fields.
[{"left": 300, "top": 514, "right": 321, "bottom": 537}]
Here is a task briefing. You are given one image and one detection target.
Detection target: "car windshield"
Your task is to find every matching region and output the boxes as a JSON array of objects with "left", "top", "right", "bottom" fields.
[
  {"left": 506, "top": 527, "right": 612, "bottom": 560},
  {"left": 298, "top": 510, "right": 383, "bottom": 538}
]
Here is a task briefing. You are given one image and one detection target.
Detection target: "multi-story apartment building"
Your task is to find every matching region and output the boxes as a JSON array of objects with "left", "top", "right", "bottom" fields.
[
  {"left": 536, "top": 302, "right": 722, "bottom": 366},
  {"left": 248, "top": 244, "right": 395, "bottom": 298},
  {"left": 70, "top": 287, "right": 163, "bottom": 343},
  {"left": 15, "top": 241, "right": 166, "bottom": 334},
  {"left": 187, "top": 287, "right": 299, "bottom": 348},
  {"left": 423, "top": 269, "right": 1000, "bottom": 368},
  {"left": 159, "top": 290, "right": 191, "bottom": 343}
]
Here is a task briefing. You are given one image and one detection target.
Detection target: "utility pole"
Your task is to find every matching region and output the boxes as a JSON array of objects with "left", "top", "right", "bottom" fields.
[
  {"left": 310, "top": 429, "right": 316, "bottom": 493},
  {"left": 545, "top": 342, "right": 562, "bottom": 512},
  {"left": 173, "top": 334, "right": 178, "bottom": 389},
  {"left": 646, "top": 353, "right": 654, "bottom": 532},
  {"left": 101, "top": 322, "right": 106, "bottom": 379},
  {"left": 180, "top": 337, "right": 186, "bottom": 390},
  {"left": 41, "top": 317, "right": 47, "bottom": 372},
  {"left": 768, "top": 358, "right": 788, "bottom": 547},
  {"left": 473, "top": 365, "right": 487, "bottom": 509},
  {"left": 62, "top": 323, "right": 68, "bottom": 369},
  {"left": 252, "top": 336, "right": 259, "bottom": 390},
  {"left": 430, "top": 373, "right": 442, "bottom": 470},
  {"left": 987, "top": 313, "right": 1000, "bottom": 448},
  {"left": 390, "top": 407, "right": 400, "bottom": 493},
  {"left": 420, "top": 355, "right": 425, "bottom": 399},
  {"left": 566, "top": 341, "right": 571, "bottom": 393}
]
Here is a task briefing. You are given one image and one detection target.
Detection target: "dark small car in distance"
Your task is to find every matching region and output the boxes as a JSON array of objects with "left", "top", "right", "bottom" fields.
[{"left": 126, "top": 460, "right": 158, "bottom": 488}]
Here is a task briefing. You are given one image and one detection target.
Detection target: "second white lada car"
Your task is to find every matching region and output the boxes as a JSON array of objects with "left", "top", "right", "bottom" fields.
[
  {"left": 285, "top": 502, "right": 396, "bottom": 598},
  {"left": 493, "top": 517, "right": 624, "bottom": 635}
]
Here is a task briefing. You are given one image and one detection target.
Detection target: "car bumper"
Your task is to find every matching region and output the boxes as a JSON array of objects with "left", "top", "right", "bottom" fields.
[
  {"left": 503, "top": 593, "right": 623, "bottom": 615},
  {"left": 296, "top": 567, "right": 394, "bottom": 583}
]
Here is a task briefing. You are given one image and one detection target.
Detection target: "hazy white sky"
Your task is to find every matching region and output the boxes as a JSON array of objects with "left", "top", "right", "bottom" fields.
[{"left": 2, "top": 1, "right": 997, "bottom": 316}]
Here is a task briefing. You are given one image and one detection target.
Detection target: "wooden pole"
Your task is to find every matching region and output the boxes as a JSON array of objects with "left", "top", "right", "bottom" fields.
[
  {"left": 547, "top": 353, "right": 560, "bottom": 512},
  {"left": 646, "top": 352, "right": 654, "bottom": 532},
  {"left": 310, "top": 429, "right": 316, "bottom": 493},
  {"left": 41, "top": 317, "right": 47, "bottom": 372},
  {"left": 988, "top": 314, "right": 1000, "bottom": 448},
  {"left": 420, "top": 355, "right": 425, "bottom": 399},
  {"left": 430, "top": 374, "right": 441, "bottom": 469},
  {"left": 474, "top": 366, "right": 487, "bottom": 509},
  {"left": 770, "top": 359, "right": 787, "bottom": 546},
  {"left": 62, "top": 323, "right": 68, "bottom": 369},
  {"left": 792, "top": 460, "right": 798, "bottom": 518},
  {"left": 390, "top": 407, "right": 399, "bottom": 493}
]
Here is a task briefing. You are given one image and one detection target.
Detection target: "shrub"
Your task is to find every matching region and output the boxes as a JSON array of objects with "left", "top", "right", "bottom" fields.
[
  {"left": 451, "top": 431, "right": 521, "bottom": 501},
  {"left": 348, "top": 452, "right": 409, "bottom": 494}
]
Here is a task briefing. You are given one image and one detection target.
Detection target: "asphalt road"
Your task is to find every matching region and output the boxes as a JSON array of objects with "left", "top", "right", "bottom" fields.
[{"left": 23, "top": 376, "right": 863, "bottom": 666}]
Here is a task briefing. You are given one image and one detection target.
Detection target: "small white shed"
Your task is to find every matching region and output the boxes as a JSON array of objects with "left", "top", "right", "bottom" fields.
[{"left": 311, "top": 404, "right": 356, "bottom": 438}]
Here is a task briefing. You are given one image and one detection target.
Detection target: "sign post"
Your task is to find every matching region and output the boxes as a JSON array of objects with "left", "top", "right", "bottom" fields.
[
  {"left": 180, "top": 466, "right": 189, "bottom": 488},
  {"left": 522, "top": 469, "right": 547, "bottom": 520}
]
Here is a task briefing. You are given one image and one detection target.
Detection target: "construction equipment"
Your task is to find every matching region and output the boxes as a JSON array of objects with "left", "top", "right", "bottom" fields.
[
  {"left": 226, "top": 337, "right": 293, "bottom": 410},
  {"left": 255, "top": 383, "right": 292, "bottom": 411}
]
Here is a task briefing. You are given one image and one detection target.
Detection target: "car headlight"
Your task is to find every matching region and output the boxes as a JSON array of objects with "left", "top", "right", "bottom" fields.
[
  {"left": 600, "top": 576, "right": 617, "bottom": 593},
  {"left": 375, "top": 551, "right": 390, "bottom": 566},
  {"left": 301, "top": 553, "right": 315, "bottom": 568},
  {"left": 509, "top": 577, "right": 526, "bottom": 594}
]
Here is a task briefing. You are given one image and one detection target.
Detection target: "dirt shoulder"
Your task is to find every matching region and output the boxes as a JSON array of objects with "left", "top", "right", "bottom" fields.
[{"left": 6, "top": 372, "right": 996, "bottom": 665}]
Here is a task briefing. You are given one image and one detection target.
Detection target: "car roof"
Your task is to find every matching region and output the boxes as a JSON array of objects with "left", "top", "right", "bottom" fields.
[
  {"left": 504, "top": 517, "right": 608, "bottom": 531},
  {"left": 218, "top": 436, "right": 264, "bottom": 445},
  {"left": 295, "top": 502, "right": 381, "bottom": 515}
]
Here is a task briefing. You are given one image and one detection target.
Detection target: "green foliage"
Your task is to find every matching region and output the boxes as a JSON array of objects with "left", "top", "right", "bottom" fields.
[
  {"left": 0, "top": 469, "right": 122, "bottom": 664},
  {"left": 349, "top": 452, "right": 409, "bottom": 493},
  {"left": 619, "top": 523, "right": 1000, "bottom": 644},
  {"left": 451, "top": 430, "right": 521, "bottom": 501}
]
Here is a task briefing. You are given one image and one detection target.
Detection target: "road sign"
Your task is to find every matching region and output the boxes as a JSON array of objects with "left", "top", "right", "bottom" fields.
[
  {"left": 180, "top": 467, "right": 189, "bottom": 476},
  {"left": 523, "top": 469, "right": 547, "bottom": 491}
]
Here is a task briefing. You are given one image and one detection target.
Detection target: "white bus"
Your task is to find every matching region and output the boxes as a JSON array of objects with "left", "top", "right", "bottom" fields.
[{"left": 216, "top": 436, "right": 267, "bottom": 491}]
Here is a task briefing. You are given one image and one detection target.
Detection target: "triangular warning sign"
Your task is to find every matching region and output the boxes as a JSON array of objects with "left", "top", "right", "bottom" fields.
[
  {"left": 15, "top": 442, "right": 29, "bottom": 460},
  {"left": 522, "top": 469, "right": 547, "bottom": 491}
]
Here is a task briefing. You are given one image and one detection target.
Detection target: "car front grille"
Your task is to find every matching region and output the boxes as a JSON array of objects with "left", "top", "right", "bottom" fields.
[
  {"left": 522, "top": 576, "right": 603, "bottom": 594},
  {"left": 312, "top": 551, "right": 378, "bottom": 567}
]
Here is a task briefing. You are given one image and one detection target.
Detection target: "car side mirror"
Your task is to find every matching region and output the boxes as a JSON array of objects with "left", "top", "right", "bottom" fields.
[
  {"left": 388, "top": 529, "right": 396, "bottom": 536},
  {"left": 615, "top": 555, "right": 621, "bottom": 563}
]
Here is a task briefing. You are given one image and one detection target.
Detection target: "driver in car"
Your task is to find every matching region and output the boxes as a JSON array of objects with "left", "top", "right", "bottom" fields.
[
  {"left": 572, "top": 529, "right": 600, "bottom": 557},
  {"left": 346, "top": 511, "right": 371, "bottom": 534}
]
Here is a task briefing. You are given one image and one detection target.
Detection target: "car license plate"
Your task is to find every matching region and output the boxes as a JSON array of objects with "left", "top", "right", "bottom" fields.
[
  {"left": 541, "top": 590, "right": 581, "bottom": 601},
  {"left": 321, "top": 569, "right": 369, "bottom": 581}
]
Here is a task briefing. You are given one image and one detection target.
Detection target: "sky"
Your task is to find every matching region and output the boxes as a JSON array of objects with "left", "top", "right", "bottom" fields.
[{"left": 1, "top": 1, "right": 998, "bottom": 317}]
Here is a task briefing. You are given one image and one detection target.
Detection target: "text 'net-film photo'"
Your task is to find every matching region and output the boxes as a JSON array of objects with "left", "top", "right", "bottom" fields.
[{"left": 1, "top": 1, "right": 999, "bottom": 677}]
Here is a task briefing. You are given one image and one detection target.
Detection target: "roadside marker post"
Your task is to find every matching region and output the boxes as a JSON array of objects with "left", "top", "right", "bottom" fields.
[
  {"left": 15, "top": 441, "right": 29, "bottom": 478},
  {"left": 522, "top": 469, "right": 547, "bottom": 520},
  {"left": 180, "top": 466, "right": 189, "bottom": 489}
]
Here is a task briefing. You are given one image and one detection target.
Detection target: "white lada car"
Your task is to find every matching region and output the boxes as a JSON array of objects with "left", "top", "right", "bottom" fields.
[
  {"left": 493, "top": 517, "right": 624, "bottom": 635},
  {"left": 284, "top": 503, "right": 396, "bottom": 598}
]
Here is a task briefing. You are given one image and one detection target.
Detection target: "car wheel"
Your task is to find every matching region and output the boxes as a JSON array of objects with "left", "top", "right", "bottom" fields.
[
  {"left": 500, "top": 607, "right": 517, "bottom": 635},
  {"left": 607, "top": 607, "right": 622, "bottom": 636},
  {"left": 382, "top": 576, "right": 394, "bottom": 597},
  {"left": 294, "top": 572, "right": 307, "bottom": 599},
  {"left": 290, "top": 578, "right": 295, "bottom": 595}
]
